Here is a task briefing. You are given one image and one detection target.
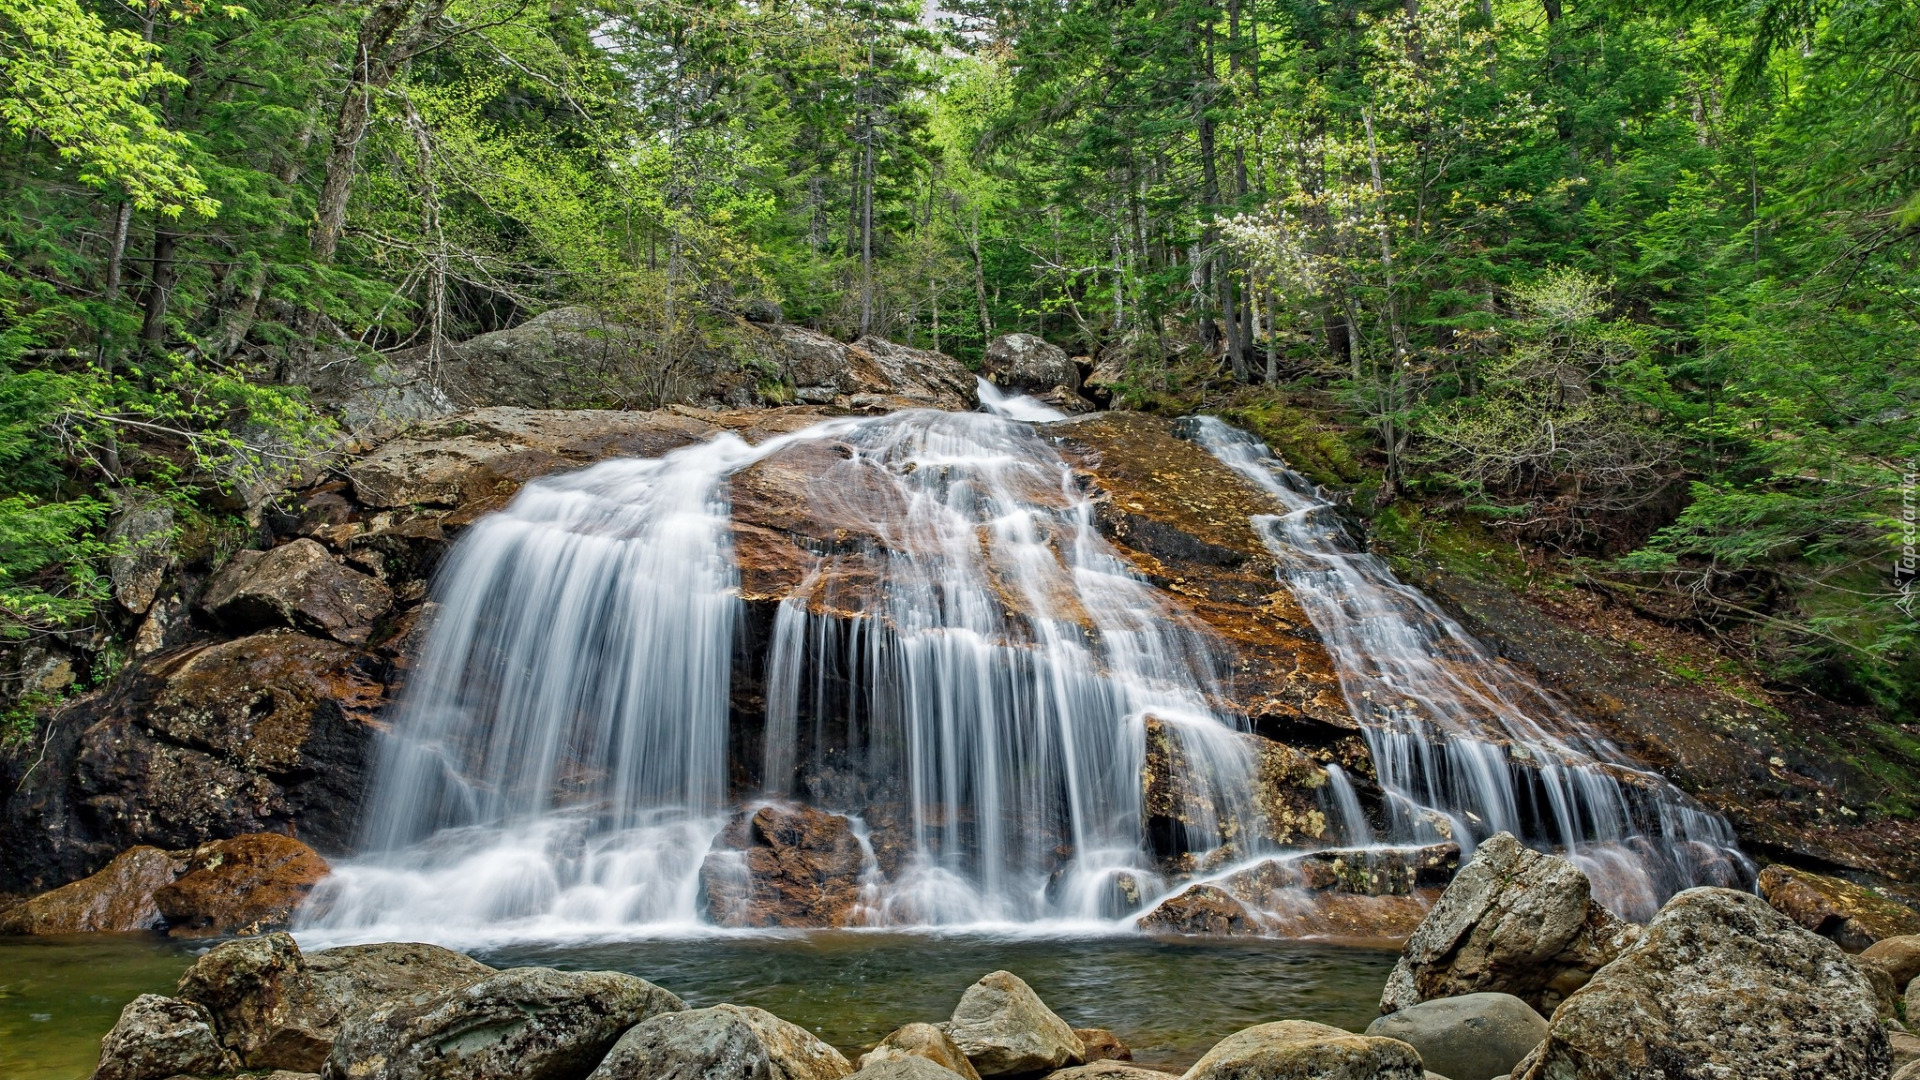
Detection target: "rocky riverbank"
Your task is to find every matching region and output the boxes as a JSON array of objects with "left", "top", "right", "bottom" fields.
[{"left": 80, "top": 832, "right": 1917, "bottom": 1080}]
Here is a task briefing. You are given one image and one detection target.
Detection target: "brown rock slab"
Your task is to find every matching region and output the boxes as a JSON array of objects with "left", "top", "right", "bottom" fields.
[
  {"left": 1862, "top": 934, "right": 1920, "bottom": 991},
  {"left": 0, "top": 845, "right": 179, "bottom": 933},
  {"left": 1758, "top": 863, "right": 1920, "bottom": 952},
  {"left": 202, "top": 538, "right": 393, "bottom": 644},
  {"left": 152, "top": 833, "right": 330, "bottom": 937},
  {"left": 1071, "top": 1030, "right": 1130, "bottom": 1065},
  {"left": 700, "top": 804, "right": 866, "bottom": 928},
  {"left": 1137, "top": 885, "right": 1263, "bottom": 937}
]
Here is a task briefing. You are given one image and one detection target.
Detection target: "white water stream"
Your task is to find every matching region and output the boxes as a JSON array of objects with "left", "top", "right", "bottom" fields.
[{"left": 300, "top": 390, "right": 1744, "bottom": 944}]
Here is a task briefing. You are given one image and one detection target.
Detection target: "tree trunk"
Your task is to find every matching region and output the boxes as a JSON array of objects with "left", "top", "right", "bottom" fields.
[{"left": 141, "top": 230, "right": 180, "bottom": 346}]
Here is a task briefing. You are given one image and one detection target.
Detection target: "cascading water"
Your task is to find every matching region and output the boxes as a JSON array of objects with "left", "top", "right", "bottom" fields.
[
  {"left": 303, "top": 390, "right": 1275, "bottom": 941},
  {"left": 1184, "top": 417, "right": 1751, "bottom": 918}
]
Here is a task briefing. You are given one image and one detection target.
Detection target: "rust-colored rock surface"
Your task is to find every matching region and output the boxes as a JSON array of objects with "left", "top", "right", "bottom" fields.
[
  {"left": 1759, "top": 864, "right": 1920, "bottom": 952},
  {"left": 1137, "top": 885, "right": 1263, "bottom": 936},
  {"left": 700, "top": 804, "right": 867, "bottom": 927},
  {"left": 201, "top": 538, "right": 393, "bottom": 644},
  {"left": 0, "top": 844, "right": 179, "bottom": 933},
  {"left": 152, "top": 833, "right": 330, "bottom": 937}
]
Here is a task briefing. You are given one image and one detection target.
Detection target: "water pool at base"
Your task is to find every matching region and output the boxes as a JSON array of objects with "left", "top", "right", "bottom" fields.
[{"left": 0, "top": 932, "right": 1398, "bottom": 1079}]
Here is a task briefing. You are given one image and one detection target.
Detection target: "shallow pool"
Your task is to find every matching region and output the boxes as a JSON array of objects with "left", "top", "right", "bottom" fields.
[{"left": 0, "top": 932, "right": 1398, "bottom": 1079}]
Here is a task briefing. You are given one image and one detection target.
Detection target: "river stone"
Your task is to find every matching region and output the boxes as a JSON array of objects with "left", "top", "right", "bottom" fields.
[
  {"left": 1891, "top": 1030, "right": 1920, "bottom": 1073},
  {"left": 1757, "top": 864, "right": 1920, "bottom": 951},
  {"left": 1072, "top": 1030, "right": 1130, "bottom": 1064},
  {"left": 1910, "top": 976, "right": 1920, "bottom": 1029},
  {"left": 202, "top": 538, "right": 393, "bottom": 645},
  {"left": 0, "top": 845, "right": 179, "bottom": 933},
  {"left": 984, "top": 334, "right": 1077, "bottom": 394},
  {"left": 1899, "top": 1062, "right": 1920, "bottom": 1080},
  {"left": 1380, "top": 834, "right": 1640, "bottom": 1015},
  {"left": 588, "top": 1004, "right": 851, "bottom": 1080},
  {"left": 1852, "top": 954, "right": 1904, "bottom": 1019},
  {"left": 1182, "top": 1020, "right": 1423, "bottom": 1080},
  {"left": 323, "top": 966, "right": 683, "bottom": 1080},
  {"left": 949, "top": 971, "right": 1086, "bottom": 1077},
  {"left": 1048, "top": 1063, "right": 1170, "bottom": 1080},
  {"left": 1365, "top": 993, "right": 1546, "bottom": 1080},
  {"left": 850, "top": 1058, "right": 978, "bottom": 1080},
  {"left": 93, "top": 994, "right": 239, "bottom": 1080},
  {"left": 1863, "top": 934, "right": 1920, "bottom": 990},
  {"left": 1509, "top": 887, "right": 1892, "bottom": 1080},
  {"left": 177, "top": 933, "right": 497, "bottom": 1071},
  {"left": 1137, "top": 885, "right": 1262, "bottom": 936},
  {"left": 152, "top": 833, "right": 330, "bottom": 937},
  {"left": 859, "top": 1022, "right": 982, "bottom": 1080}
]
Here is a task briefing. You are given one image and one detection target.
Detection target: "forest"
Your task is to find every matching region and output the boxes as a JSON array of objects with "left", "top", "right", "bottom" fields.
[{"left": 0, "top": 0, "right": 1915, "bottom": 717}]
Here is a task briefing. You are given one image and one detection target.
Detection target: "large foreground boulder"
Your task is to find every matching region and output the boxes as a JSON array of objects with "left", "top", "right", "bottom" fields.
[
  {"left": 92, "top": 994, "right": 238, "bottom": 1080},
  {"left": 859, "top": 1023, "right": 983, "bottom": 1080},
  {"left": 1758, "top": 863, "right": 1920, "bottom": 952},
  {"left": 586, "top": 1004, "right": 852, "bottom": 1080},
  {"left": 1182, "top": 1021, "right": 1423, "bottom": 1080},
  {"left": 322, "top": 967, "right": 683, "bottom": 1080},
  {"left": 0, "top": 845, "right": 179, "bottom": 933},
  {"left": 1364, "top": 993, "right": 1545, "bottom": 1080},
  {"left": 1510, "top": 887, "right": 1891, "bottom": 1080},
  {"left": 176, "top": 932, "right": 496, "bottom": 1071},
  {"left": 948, "top": 971, "right": 1085, "bottom": 1077},
  {"left": 1379, "top": 834, "right": 1639, "bottom": 1015},
  {"left": 699, "top": 804, "right": 866, "bottom": 928},
  {"left": 849, "top": 1059, "right": 975, "bottom": 1080}
]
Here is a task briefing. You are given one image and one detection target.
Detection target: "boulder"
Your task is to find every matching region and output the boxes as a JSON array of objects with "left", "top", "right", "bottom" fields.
[
  {"left": 1900, "top": 1064, "right": 1920, "bottom": 1080},
  {"left": 1047, "top": 1064, "right": 1169, "bottom": 1080},
  {"left": 842, "top": 336, "right": 978, "bottom": 412},
  {"left": 1911, "top": 976, "right": 1920, "bottom": 1029},
  {"left": 1182, "top": 1020, "right": 1424, "bottom": 1080},
  {"left": 152, "top": 833, "right": 330, "bottom": 936},
  {"left": 0, "top": 629, "right": 385, "bottom": 895},
  {"left": 1852, "top": 954, "right": 1903, "bottom": 1019},
  {"left": 948, "top": 971, "right": 1086, "bottom": 1077},
  {"left": 201, "top": 539, "right": 393, "bottom": 645},
  {"left": 587, "top": 1004, "right": 852, "bottom": 1080},
  {"left": 92, "top": 994, "right": 239, "bottom": 1080},
  {"left": 1509, "top": 887, "right": 1891, "bottom": 1080},
  {"left": 859, "top": 1023, "right": 983, "bottom": 1080},
  {"left": 0, "top": 845, "right": 178, "bottom": 933},
  {"left": 1137, "top": 885, "right": 1262, "bottom": 936},
  {"left": 699, "top": 804, "right": 867, "bottom": 928},
  {"left": 323, "top": 966, "right": 683, "bottom": 1080},
  {"left": 984, "top": 334, "right": 1078, "bottom": 395},
  {"left": 1379, "top": 834, "right": 1640, "bottom": 1015},
  {"left": 108, "top": 499, "right": 175, "bottom": 614},
  {"left": 1364, "top": 994, "right": 1546, "bottom": 1080},
  {"left": 176, "top": 933, "right": 496, "bottom": 1072},
  {"left": 850, "top": 1059, "right": 977, "bottom": 1080},
  {"left": 1758, "top": 863, "right": 1920, "bottom": 952},
  {"left": 1892, "top": 1031, "right": 1920, "bottom": 1074},
  {"left": 1072, "top": 1031, "right": 1130, "bottom": 1065},
  {"left": 1862, "top": 934, "right": 1920, "bottom": 991}
]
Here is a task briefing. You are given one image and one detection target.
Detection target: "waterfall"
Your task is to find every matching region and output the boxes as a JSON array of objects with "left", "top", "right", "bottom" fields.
[
  {"left": 1183, "top": 417, "right": 1751, "bottom": 918},
  {"left": 304, "top": 400, "right": 1267, "bottom": 940}
]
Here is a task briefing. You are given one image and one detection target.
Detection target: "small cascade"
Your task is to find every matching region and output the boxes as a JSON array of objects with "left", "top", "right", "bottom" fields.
[{"left": 1184, "top": 417, "right": 1751, "bottom": 918}]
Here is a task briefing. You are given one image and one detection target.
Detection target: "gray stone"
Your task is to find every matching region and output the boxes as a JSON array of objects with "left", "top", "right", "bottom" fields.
[
  {"left": 1892, "top": 1030, "right": 1920, "bottom": 1074},
  {"left": 1047, "top": 1064, "right": 1170, "bottom": 1080},
  {"left": 1510, "top": 887, "right": 1892, "bottom": 1080},
  {"left": 589, "top": 1005, "right": 851, "bottom": 1080},
  {"left": 1365, "top": 993, "right": 1545, "bottom": 1080},
  {"left": 108, "top": 499, "right": 175, "bottom": 614},
  {"left": 984, "top": 334, "right": 1077, "bottom": 395},
  {"left": 201, "top": 539, "right": 393, "bottom": 644},
  {"left": 1897, "top": 1061, "right": 1920, "bottom": 1080},
  {"left": 177, "top": 933, "right": 496, "bottom": 1072},
  {"left": 1181, "top": 1020, "right": 1423, "bottom": 1080},
  {"left": 850, "top": 1059, "right": 977, "bottom": 1080},
  {"left": 859, "top": 1023, "right": 982, "bottom": 1080},
  {"left": 1380, "top": 833, "right": 1640, "bottom": 1016},
  {"left": 92, "top": 994, "right": 238, "bottom": 1080},
  {"left": 1911, "top": 976, "right": 1920, "bottom": 1031},
  {"left": 322, "top": 966, "right": 683, "bottom": 1080},
  {"left": 949, "top": 971, "right": 1085, "bottom": 1077},
  {"left": 1853, "top": 953, "right": 1904, "bottom": 1019}
]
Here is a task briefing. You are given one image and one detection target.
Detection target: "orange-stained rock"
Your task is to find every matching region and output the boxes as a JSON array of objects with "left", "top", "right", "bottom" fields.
[
  {"left": 0, "top": 845, "right": 180, "bottom": 933},
  {"left": 201, "top": 539, "right": 392, "bottom": 645},
  {"left": 153, "top": 833, "right": 331, "bottom": 937},
  {"left": 1759, "top": 863, "right": 1920, "bottom": 952},
  {"left": 1137, "top": 885, "right": 1262, "bottom": 936},
  {"left": 1072, "top": 1029, "right": 1132, "bottom": 1064},
  {"left": 699, "top": 805, "right": 866, "bottom": 928}
]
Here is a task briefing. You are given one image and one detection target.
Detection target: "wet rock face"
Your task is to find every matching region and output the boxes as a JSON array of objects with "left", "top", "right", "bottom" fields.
[
  {"left": 948, "top": 970, "right": 1086, "bottom": 1077},
  {"left": 1136, "top": 848, "right": 1453, "bottom": 941},
  {"left": 1758, "top": 863, "right": 1920, "bottom": 951},
  {"left": 588, "top": 1004, "right": 853, "bottom": 1080},
  {"left": 0, "top": 845, "right": 178, "bottom": 933},
  {"left": 699, "top": 804, "right": 866, "bottom": 928},
  {"left": 1365, "top": 993, "right": 1546, "bottom": 1080},
  {"left": 0, "top": 630, "right": 383, "bottom": 894},
  {"left": 1510, "top": 888, "right": 1892, "bottom": 1080},
  {"left": 1380, "top": 834, "right": 1640, "bottom": 1016},
  {"left": 175, "top": 933, "right": 497, "bottom": 1073},
  {"left": 1182, "top": 1020, "right": 1423, "bottom": 1080},
  {"left": 152, "top": 833, "right": 329, "bottom": 937},
  {"left": 859, "top": 1023, "right": 982, "bottom": 1080},
  {"left": 92, "top": 994, "right": 239, "bottom": 1080},
  {"left": 983, "top": 334, "right": 1078, "bottom": 396},
  {"left": 322, "top": 967, "right": 684, "bottom": 1080},
  {"left": 1137, "top": 884, "right": 1261, "bottom": 936},
  {"left": 201, "top": 539, "right": 393, "bottom": 645}
]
